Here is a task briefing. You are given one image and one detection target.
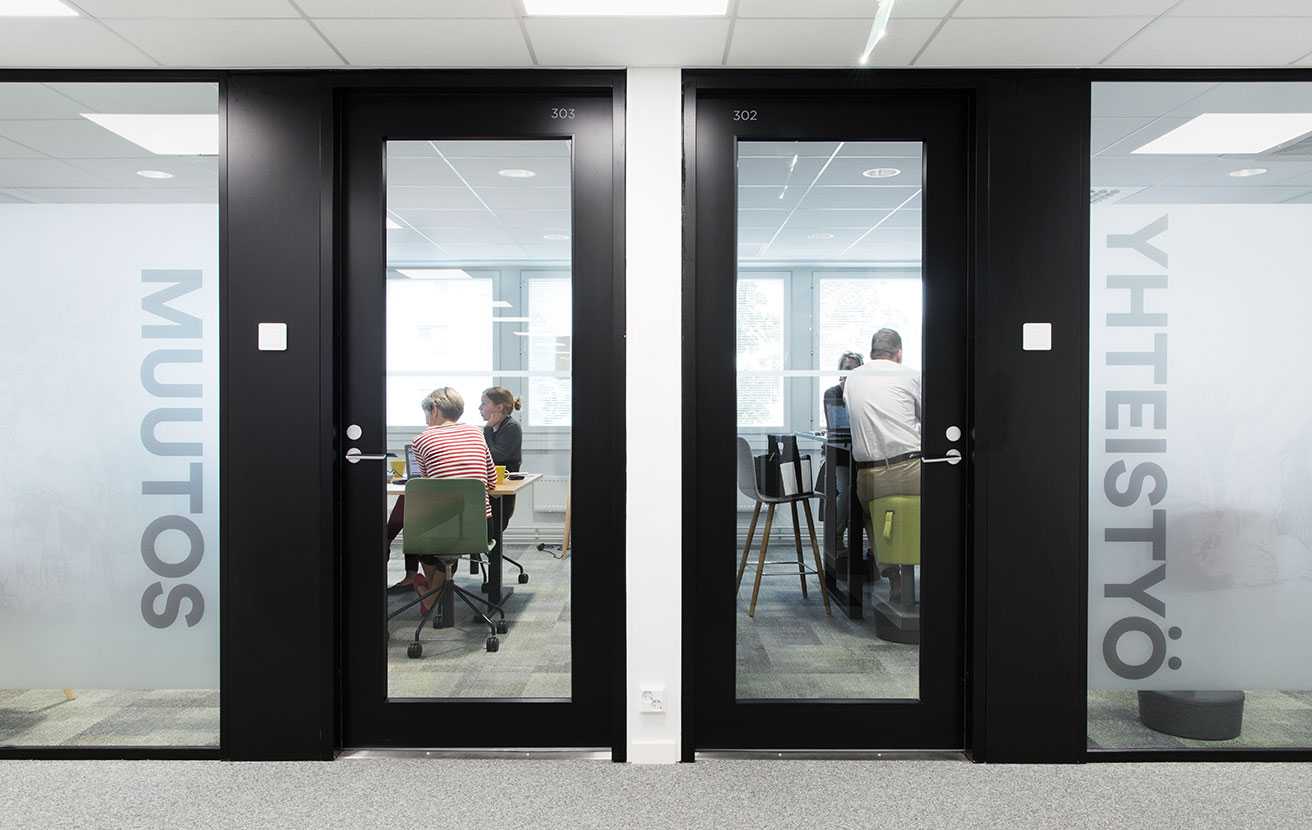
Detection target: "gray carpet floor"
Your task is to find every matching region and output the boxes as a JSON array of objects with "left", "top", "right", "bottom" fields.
[
  {"left": 386, "top": 543, "right": 572, "bottom": 699},
  {"left": 736, "top": 544, "right": 918, "bottom": 700},
  {"left": 3, "top": 758, "right": 1311, "bottom": 830},
  {"left": 0, "top": 689, "right": 219, "bottom": 748}
]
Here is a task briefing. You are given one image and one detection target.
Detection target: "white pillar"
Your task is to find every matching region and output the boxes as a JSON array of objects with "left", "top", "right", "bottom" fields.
[{"left": 625, "top": 67, "right": 683, "bottom": 764}]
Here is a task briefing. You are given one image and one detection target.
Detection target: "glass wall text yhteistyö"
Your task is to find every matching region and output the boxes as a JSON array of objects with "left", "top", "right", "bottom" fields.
[
  {"left": 0, "top": 83, "right": 220, "bottom": 747},
  {"left": 384, "top": 140, "right": 572, "bottom": 699},
  {"left": 735, "top": 141, "right": 923, "bottom": 700},
  {"left": 1089, "top": 81, "right": 1312, "bottom": 751}
]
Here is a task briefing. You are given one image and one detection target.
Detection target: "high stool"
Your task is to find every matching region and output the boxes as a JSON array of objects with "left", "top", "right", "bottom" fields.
[{"left": 867, "top": 494, "right": 920, "bottom": 644}]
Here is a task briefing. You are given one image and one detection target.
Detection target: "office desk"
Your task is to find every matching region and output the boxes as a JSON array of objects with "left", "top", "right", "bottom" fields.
[{"left": 387, "top": 473, "right": 541, "bottom": 609}]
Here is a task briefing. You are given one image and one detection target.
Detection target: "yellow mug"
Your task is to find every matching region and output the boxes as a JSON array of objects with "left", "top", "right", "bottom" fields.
[
  {"left": 495, "top": 465, "right": 508, "bottom": 486},
  {"left": 389, "top": 458, "right": 406, "bottom": 480}
]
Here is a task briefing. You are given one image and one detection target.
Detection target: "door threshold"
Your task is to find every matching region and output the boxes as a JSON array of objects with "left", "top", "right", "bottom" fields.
[
  {"left": 339, "top": 748, "right": 612, "bottom": 761},
  {"left": 696, "top": 749, "right": 967, "bottom": 761}
]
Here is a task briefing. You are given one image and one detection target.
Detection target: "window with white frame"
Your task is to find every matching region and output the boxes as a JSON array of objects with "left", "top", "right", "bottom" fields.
[
  {"left": 526, "top": 274, "right": 571, "bottom": 427},
  {"left": 736, "top": 275, "right": 786, "bottom": 429}
]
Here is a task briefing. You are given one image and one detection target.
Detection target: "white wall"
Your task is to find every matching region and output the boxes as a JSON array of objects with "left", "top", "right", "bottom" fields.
[{"left": 625, "top": 67, "right": 683, "bottom": 764}]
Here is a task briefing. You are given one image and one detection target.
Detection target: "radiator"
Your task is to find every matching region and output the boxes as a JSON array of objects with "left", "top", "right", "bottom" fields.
[{"left": 534, "top": 475, "right": 570, "bottom": 513}]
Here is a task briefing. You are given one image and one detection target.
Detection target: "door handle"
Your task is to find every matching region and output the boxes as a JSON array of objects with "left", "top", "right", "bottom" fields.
[
  {"left": 922, "top": 449, "right": 963, "bottom": 466},
  {"left": 345, "top": 448, "right": 396, "bottom": 464}
]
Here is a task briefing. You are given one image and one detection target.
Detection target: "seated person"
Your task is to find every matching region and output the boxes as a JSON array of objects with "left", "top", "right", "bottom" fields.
[
  {"left": 479, "top": 386, "right": 523, "bottom": 531},
  {"left": 843, "top": 328, "right": 921, "bottom": 593},
  {"left": 385, "top": 388, "right": 497, "bottom": 609},
  {"left": 822, "top": 351, "right": 863, "bottom": 548}
]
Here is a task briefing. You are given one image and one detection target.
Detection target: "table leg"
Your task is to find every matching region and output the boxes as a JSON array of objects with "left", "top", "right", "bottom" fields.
[{"left": 487, "top": 495, "right": 513, "bottom": 608}]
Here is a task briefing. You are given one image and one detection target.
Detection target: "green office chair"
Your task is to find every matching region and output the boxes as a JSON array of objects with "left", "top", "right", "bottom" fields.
[
  {"left": 389, "top": 478, "right": 506, "bottom": 656},
  {"left": 867, "top": 494, "right": 920, "bottom": 608}
]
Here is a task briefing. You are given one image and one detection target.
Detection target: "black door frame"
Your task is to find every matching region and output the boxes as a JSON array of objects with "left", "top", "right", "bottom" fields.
[
  {"left": 337, "top": 82, "right": 625, "bottom": 754},
  {"left": 685, "top": 87, "right": 972, "bottom": 751}
]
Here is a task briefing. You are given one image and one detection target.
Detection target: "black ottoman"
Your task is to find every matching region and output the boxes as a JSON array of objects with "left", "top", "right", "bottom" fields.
[{"left": 1138, "top": 690, "right": 1245, "bottom": 741}]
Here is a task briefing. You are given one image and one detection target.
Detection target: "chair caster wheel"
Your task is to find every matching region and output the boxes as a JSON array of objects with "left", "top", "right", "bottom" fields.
[
  {"left": 407, "top": 642, "right": 423, "bottom": 659},
  {"left": 518, "top": 573, "right": 529, "bottom": 584},
  {"left": 485, "top": 636, "right": 500, "bottom": 653},
  {"left": 496, "top": 620, "right": 508, "bottom": 634}
]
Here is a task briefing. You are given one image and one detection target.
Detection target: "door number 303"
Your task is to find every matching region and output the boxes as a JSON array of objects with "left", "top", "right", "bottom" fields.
[
  {"left": 733, "top": 109, "right": 758, "bottom": 121},
  {"left": 551, "top": 107, "right": 576, "bottom": 119}
]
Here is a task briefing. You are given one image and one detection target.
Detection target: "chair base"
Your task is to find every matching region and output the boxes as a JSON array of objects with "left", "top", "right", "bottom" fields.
[
  {"left": 1138, "top": 690, "right": 1245, "bottom": 741},
  {"left": 872, "top": 598, "right": 920, "bottom": 644}
]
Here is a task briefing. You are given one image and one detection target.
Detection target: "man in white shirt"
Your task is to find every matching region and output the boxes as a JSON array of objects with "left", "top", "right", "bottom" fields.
[{"left": 843, "top": 328, "right": 922, "bottom": 579}]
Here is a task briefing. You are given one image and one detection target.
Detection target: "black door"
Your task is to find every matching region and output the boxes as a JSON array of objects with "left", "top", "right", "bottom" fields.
[
  {"left": 687, "top": 90, "right": 970, "bottom": 751},
  {"left": 340, "top": 86, "right": 623, "bottom": 751}
]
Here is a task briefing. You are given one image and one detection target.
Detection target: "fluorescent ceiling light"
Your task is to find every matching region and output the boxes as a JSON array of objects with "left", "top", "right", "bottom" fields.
[
  {"left": 1228, "top": 167, "right": 1268, "bottom": 178},
  {"left": 498, "top": 168, "right": 536, "bottom": 178},
  {"left": 1133, "top": 113, "right": 1312, "bottom": 155},
  {"left": 0, "top": 0, "right": 77, "bottom": 16},
  {"left": 398, "top": 268, "right": 472, "bottom": 280},
  {"left": 862, "top": 167, "right": 901, "bottom": 179},
  {"left": 859, "top": 0, "right": 896, "bottom": 65},
  {"left": 385, "top": 216, "right": 402, "bottom": 230},
  {"left": 81, "top": 113, "right": 218, "bottom": 156},
  {"left": 524, "top": 0, "right": 727, "bottom": 14},
  {"left": 136, "top": 169, "right": 173, "bottom": 180}
]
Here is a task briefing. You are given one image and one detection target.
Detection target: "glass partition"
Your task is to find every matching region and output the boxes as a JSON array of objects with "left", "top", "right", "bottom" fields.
[
  {"left": 1089, "top": 81, "right": 1312, "bottom": 750},
  {"left": 0, "top": 82, "right": 220, "bottom": 747},
  {"left": 734, "top": 140, "right": 924, "bottom": 700}
]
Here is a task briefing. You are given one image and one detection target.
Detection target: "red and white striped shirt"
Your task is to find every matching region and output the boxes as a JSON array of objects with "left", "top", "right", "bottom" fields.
[{"left": 412, "top": 422, "right": 496, "bottom": 517}]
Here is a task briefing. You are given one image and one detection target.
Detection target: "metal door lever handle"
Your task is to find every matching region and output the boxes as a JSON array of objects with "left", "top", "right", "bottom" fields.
[
  {"left": 922, "top": 449, "right": 963, "bottom": 465},
  {"left": 345, "top": 448, "right": 396, "bottom": 463}
]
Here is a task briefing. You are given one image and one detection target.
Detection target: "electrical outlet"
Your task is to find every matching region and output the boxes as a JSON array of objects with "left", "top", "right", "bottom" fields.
[{"left": 640, "top": 685, "right": 665, "bottom": 713}]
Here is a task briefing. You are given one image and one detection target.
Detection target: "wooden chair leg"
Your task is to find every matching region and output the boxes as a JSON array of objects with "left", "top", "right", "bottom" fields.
[
  {"left": 561, "top": 488, "right": 572, "bottom": 558},
  {"left": 790, "top": 501, "right": 807, "bottom": 598},
  {"left": 62, "top": 689, "right": 76, "bottom": 701},
  {"left": 802, "top": 500, "right": 831, "bottom": 616},
  {"left": 737, "top": 501, "right": 762, "bottom": 591},
  {"left": 748, "top": 504, "right": 775, "bottom": 618}
]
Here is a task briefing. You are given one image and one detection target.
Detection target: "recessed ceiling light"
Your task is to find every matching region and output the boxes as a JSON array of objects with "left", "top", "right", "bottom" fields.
[
  {"left": 1228, "top": 167, "right": 1269, "bottom": 178},
  {"left": 498, "top": 168, "right": 536, "bottom": 179},
  {"left": 81, "top": 113, "right": 218, "bottom": 156},
  {"left": 524, "top": 0, "right": 727, "bottom": 14},
  {"left": 135, "top": 169, "right": 174, "bottom": 180},
  {"left": 385, "top": 216, "right": 402, "bottom": 230},
  {"left": 808, "top": 232, "right": 835, "bottom": 240},
  {"left": 1133, "top": 113, "right": 1312, "bottom": 155},
  {"left": 397, "top": 268, "right": 472, "bottom": 280},
  {"left": 543, "top": 233, "right": 570, "bottom": 241},
  {"left": 862, "top": 167, "right": 901, "bottom": 179},
  {"left": 0, "top": 0, "right": 77, "bottom": 16}
]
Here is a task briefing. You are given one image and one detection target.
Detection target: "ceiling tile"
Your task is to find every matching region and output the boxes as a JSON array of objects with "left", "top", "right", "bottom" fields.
[
  {"left": 62, "top": 157, "right": 218, "bottom": 189},
  {"left": 0, "top": 136, "right": 43, "bottom": 158},
  {"left": 47, "top": 82, "right": 218, "bottom": 114},
  {"left": 1105, "top": 18, "right": 1312, "bottom": 66},
  {"left": 819, "top": 157, "right": 921, "bottom": 186},
  {"left": 0, "top": 118, "right": 157, "bottom": 158},
  {"left": 315, "top": 19, "right": 530, "bottom": 66},
  {"left": 1090, "top": 82, "right": 1215, "bottom": 117},
  {"left": 0, "top": 84, "right": 88, "bottom": 119},
  {"left": 916, "top": 18, "right": 1148, "bottom": 66},
  {"left": 2, "top": 187, "right": 215, "bottom": 203},
  {"left": 0, "top": 20, "right": 152, "bottom": 68},
  {"left": 1170, "top": 0, "right": 1312, "bottom": 14},
  {"left": 526, "top": 18, "right": 729, "bottom": 66},
  {"left": 1120, "top": 186, "right": 1312, "bottom": 203},
  {"left": 954, "top": 0, "right": 1175, "bottom": 15},
  {"left": 104, "top": 19, "right": 343, "bottom": 66},
  {"left": 387, "top": 186, "right": 489, "bottom": 211},
  {"left": 479, "top": 186, "right": 569, "bottom": 212},
  {"left": 75, "top": 0, "right": 298, "bottom": 17},
  {"left": 1091, "top": 117, "right": 1156, "bottom": 155},
  {"left": 434, "top": 140, "right": 571, "bottom": 157},
  {"left": 452, "top": 157, "right": 572, "bottom": 188},
  {"left": 0, "top": 158, "right": 104, "bottom": 188},
  {"left": 1168, "top": 82, "right": 1312, "bottom": 115},
  {"left": 737, "top": 0, "right": 955, "bottom": 17},
  {"left": 798, "top": 185, "right": 922, "bottom": 210},
  {"left": 729, "top": 18, "right": 937, "bottom": 66},
  {"left": 298, "top": 0, "right": 515, "bottom": 16}
]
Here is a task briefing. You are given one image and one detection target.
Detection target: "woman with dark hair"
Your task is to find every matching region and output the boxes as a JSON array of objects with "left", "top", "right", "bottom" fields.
[{"left": 479, "top": 386, "right": 523, "bottom": 530}]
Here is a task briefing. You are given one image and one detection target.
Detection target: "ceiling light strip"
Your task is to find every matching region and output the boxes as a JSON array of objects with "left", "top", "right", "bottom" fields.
[
  {"left": 758, "top": 142, "right": 845, "bottom": 258},
  {"left": 839, "top": 187, "right": 922, "bottom": 257},
  {"left": 428, "top": 141, "right": 499, "bottom": 217}
]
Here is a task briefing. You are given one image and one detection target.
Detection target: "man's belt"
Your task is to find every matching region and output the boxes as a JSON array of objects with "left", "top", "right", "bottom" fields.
[{"left": 855, "top": 451, "right": 922, "bottom": 469}]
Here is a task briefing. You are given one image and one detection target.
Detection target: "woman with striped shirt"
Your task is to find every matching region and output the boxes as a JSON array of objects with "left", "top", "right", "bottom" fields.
[{"left": 386, "top": 387, "right": 496, "bottom": 610}]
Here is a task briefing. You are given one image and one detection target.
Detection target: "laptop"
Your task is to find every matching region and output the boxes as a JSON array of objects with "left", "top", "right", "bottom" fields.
[{"left": 404, "top": 443, "right": 420, "bottom": 479}]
